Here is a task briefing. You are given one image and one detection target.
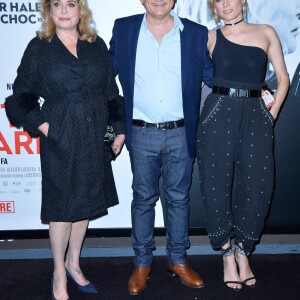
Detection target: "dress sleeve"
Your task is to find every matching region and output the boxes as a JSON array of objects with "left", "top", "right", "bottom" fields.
[
  {"left": 99, "top": 37, "right": 126, "bottom": 136},
  {"left": 5, "top": 38, "right": 46, "bottom": 137}
]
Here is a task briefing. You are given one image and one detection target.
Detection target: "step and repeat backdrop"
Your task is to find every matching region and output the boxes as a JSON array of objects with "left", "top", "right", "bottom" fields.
[{"left": 0, "top": 0, "right": 299, "bottom": 231}]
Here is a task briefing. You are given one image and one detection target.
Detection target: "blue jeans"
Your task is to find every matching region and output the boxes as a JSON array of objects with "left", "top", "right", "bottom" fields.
[{"left": 129, "top": 125, "right": 193, "bottom": 267}]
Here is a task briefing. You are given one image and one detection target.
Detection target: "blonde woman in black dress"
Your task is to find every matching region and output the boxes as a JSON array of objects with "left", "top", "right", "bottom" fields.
[{"left": 5, "top": 0, "right": 125, "bottom": 299}]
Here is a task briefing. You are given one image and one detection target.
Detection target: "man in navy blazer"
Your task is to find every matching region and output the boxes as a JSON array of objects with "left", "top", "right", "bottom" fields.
[{"left": 109, "top": 0, "right": 212, "bottom": 295}]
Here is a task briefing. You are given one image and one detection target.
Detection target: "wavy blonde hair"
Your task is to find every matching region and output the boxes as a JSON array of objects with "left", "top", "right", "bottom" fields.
[
  {"left": 208, "top": 0, "right": 248, "bottom": 24},
  {"left": 37, "top": 0, "right": 97, "bottom": 42}
]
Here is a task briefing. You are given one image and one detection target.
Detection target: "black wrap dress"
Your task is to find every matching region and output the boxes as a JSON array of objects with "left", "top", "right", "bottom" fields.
[{"left": 5, "top": 34, "right": 126, "bottom": 222}]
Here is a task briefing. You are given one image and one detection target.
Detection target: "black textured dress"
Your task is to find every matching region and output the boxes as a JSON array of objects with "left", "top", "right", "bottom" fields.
[{"left": 5, "top": 34, "right": 126, "bottom": 222}]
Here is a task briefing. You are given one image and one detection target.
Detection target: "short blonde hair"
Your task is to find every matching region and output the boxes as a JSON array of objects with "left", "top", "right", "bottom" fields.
[
  {"left": 37, "top": 0, "right": 97, "bottom": 42},
  {"left": 207, "top": 0, "right": 248, "bottom": 24}
]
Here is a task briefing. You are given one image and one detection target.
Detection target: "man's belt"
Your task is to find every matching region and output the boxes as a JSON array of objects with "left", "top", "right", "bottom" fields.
[{"left": 132, "top": 119, "right": 184, "bottom": 130}]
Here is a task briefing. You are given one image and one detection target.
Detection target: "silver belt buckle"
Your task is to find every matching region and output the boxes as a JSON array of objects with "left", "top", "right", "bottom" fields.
[{"left": 158, "top": 122, "right": 167, "bottom": 130}]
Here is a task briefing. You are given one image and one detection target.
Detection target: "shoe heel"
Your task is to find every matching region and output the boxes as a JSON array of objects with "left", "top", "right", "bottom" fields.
[{"left": 66, "top": 268, "right": 97, "bottom": 294}]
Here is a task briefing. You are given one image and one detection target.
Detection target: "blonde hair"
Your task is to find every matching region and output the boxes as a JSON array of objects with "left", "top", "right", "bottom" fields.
[
  {"left": 207, "top": 0, "right": 248, "bottom": 24},
  {"left": 37, "top": 0, "right": 97, "bottom": 42}
]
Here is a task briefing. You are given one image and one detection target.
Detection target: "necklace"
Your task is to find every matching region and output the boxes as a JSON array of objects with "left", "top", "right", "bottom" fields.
[{"left": 224, "top": 18, "right": 244, "bottom": 26}]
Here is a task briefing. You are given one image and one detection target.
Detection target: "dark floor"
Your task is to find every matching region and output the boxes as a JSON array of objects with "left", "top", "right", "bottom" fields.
[{"left": 1, "top": 254, "right": 300, "bottom": 300}]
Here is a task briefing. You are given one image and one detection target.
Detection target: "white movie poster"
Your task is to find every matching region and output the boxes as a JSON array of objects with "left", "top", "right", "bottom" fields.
[{"left": 0, "top": 0, "right": 299, "bottom": 231}]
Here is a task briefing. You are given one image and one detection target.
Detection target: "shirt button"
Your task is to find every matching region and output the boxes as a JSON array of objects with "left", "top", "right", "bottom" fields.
[{"left": 87, "top": 117, "right": 91, "bottom": 121}]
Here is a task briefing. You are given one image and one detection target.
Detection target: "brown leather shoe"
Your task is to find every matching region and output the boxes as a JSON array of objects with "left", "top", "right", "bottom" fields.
[
  {"left": 128, "top": 267, "right": 151, "bottom": 295},
  {"left": 166, "top": 261, "right": 204, "bottom": 288}
]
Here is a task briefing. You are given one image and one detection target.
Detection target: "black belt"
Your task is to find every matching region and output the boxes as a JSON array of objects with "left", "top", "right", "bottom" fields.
[
  {"left": 132, "top": 119, "right": 184, "bottom": 130},
  {"left": 212, "top": 86, "right": 261, "bottom": 98}
]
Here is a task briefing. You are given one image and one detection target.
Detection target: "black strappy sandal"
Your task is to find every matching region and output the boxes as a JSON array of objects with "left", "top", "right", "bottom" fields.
[
  {"left": 221, "top": 245, "right": 242, "bottom": 292},
  {"left": 235, "top": 244, "right": 256, "bottom": 288}
]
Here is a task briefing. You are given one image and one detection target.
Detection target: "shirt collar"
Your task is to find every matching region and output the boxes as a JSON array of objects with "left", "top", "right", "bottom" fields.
[{"left": 141, "top": 10, "right": 184, "bottom": 32}]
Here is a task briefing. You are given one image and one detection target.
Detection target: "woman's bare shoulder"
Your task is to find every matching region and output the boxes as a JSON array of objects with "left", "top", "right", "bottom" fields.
[{"left": 248, "top": 23, "right": 276, "bottom": 35}]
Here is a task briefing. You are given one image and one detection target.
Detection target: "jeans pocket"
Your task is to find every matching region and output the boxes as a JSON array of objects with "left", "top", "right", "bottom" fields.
[{"left": 131, "top": 125, "right": 145, "bottom": 137}]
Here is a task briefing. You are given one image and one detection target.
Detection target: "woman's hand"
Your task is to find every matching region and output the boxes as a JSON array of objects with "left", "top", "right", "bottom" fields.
[
  {"left": 269, "top": 107, "right": 279, "bottom": 121},
  {"left": 112, "top": 134, "right": 125, "bottom": 156},
  {"left": 38, "top": 122, "right": 49, "bottom": 137},
  {"left": 261, "top": 89, "right": 275, "bottom": 110}
]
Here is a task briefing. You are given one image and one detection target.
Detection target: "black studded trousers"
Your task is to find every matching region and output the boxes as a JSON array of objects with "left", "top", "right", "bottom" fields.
[{"left": 197, "top": 92, "right": 274, "bottom": 254}]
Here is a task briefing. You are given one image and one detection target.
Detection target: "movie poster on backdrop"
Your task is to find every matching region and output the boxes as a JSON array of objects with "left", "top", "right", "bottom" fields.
[
  {"left": 0, "top": 0, "right": 44, "bottom": 229},
  {"left": 0, "top": 0, "right": 299, "bottom": 231},
  {"left": 0, "top": 0, "right": 156, "bottom": 230}
]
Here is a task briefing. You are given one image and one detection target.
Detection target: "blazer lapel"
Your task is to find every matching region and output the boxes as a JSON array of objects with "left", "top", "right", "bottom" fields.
[
  {"left": 128, "top": 15, "right": 144, "bottom": 96},
  {"left": 180, "top": 21, "right": 190, "bottom": 93}
]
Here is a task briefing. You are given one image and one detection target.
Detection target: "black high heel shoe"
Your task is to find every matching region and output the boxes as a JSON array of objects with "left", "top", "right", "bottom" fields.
[
  {"left": 235, "top": 244, "right": 256, "bottom": 288},
  {"left": 66, "top": 268, "right": 97, "bottom": 294},
  {"left": 221, "top": 245, "right": 243, "bottom": 292}
]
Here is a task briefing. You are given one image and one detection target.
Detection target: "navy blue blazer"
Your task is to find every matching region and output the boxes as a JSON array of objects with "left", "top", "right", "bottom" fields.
[{"left": 109, "top": 14, "right": 213, "bottom": 158}]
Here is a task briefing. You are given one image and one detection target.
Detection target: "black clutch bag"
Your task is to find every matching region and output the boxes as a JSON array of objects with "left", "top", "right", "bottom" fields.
[
  {"left": 104, "top": 125, "right": 116, "bottom": 160},
  {"left": 104, "top": 125, "right": 115, "bottom": 144}
]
